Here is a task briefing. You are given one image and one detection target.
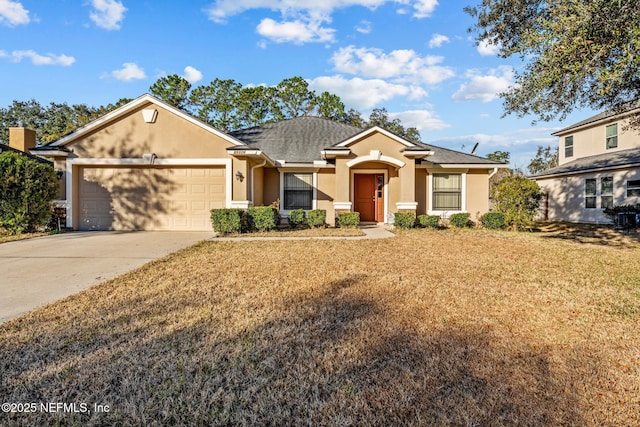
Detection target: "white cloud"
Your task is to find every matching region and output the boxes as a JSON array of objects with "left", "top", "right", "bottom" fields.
[
  {"left": 111, "top": 62, "right": 146, "bottom": 81},
  {"left": 89, "top": 0, "right": 127, "bottom": 30},
  {"left": 257, "top": 16, "right": 335, "bottom": 44},
  {"left": 4, "top": 50, "right": 75, "bottom": 66},
  {"left": 205, "top": 1, "right": 439, "bottom": 44},
  {"left": 428, "top": 33, "right": 449, "bottom": 48},
  {"left": 332, "top": 45, "right": 454, "bottom": 85},
  {"left": 182, "top": 66, "right": 203, "bottom": 83},
  {"left": 308, "top": 75, "right": 427, "bottom": 110},
  {"left": 452, "top": 66, "right": 514, "bottom": 103},
  {"left": 477, "top": 38, "right": 501, "bottom": 56},
  {"left": 390, "top": 109, "right": 449, "bottom": 131},
  {"left": 0, "top": 0, "right": 29, "bottom": 26},
  {"left": 355, "top": 20, "right": 372, "bottom": 34},
  {"left": 411, "top": 0, "right": 438, "bottom": 18}
]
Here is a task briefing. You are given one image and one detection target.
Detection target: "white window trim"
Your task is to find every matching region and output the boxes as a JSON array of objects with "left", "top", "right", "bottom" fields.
[
  {"left": 349, "top": 168, "right": 389, "bottom": 224},
  {"left": 65, "top": 158, "right": 232, "bottom": 228},
  {"left": 627, "top": 179, "right": 640, "bottom": 198},
  {"left": 279, "top": 170, "right": 318, "bottom": 217},
  {"left": 605, "top": 123, "right": 618, "bottom": 150},
  {"left": 427, "top": 170, "right": 467, "bottom": 216}
]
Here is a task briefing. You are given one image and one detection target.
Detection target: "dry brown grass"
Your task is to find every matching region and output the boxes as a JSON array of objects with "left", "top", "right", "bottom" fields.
[
  {"left": 0, "top": 230, "right": 47, "bottom": 244},
  {"left": 1, "top": 229, "right": 639, "bottom": 426}
]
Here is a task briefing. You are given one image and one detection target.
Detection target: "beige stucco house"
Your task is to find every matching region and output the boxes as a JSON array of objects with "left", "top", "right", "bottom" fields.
[
  {"left": 533, "top": 104, "right": 640, "bottom": 224},
  {"left": 30, "top": 94, "right": 505, "bottom": 231}
]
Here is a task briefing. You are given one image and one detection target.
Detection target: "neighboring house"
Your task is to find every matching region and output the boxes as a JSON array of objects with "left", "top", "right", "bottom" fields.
[
  {"left": 533, "top": 104, "right": 640, "bottom": 224},
  {"left": 3, "top": 127, "right": 52, "bottom": 165},
  {"left": 30, "top": 94, "right": 506, "bottom": 231}
]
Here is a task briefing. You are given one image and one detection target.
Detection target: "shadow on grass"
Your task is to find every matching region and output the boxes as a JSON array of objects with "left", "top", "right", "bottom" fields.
[
  {"left": 534, "top": 221, "right": 640, "bottom": 247},
  {"left": 1, "top": 274, "right": 588, "bottom": 426}
]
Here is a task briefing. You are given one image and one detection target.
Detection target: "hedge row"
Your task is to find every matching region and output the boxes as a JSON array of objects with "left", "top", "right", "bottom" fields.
[
  {"left": 211, "top": 207, "right": 329, "bottom": 234},
  {"left": 393, "top": 211, "right": 506, "bottom": 230}
]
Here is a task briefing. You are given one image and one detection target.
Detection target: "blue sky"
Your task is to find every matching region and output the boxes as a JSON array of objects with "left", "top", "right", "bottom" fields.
[{"left": 0, "top": 0, "right": 594, "bottom": 168}]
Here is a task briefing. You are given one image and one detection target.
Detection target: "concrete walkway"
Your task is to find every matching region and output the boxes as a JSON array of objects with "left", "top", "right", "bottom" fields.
[{"left": 0, "top": 231, "right": 215, "bottom": 324}]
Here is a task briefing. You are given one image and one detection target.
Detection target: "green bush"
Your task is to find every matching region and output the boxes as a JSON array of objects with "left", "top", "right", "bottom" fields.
[
  {"left": 480, "top": 212, "right": 505, "bottom": 229},
  {"left": 418, "top": 214, "right": 440, "bottom": 228},
  {"left": 210, "top": 209, "right": 244, "bottom": 234},
  {"left": 0, "top": 151, "right": 58, "bottom": 234},
  {"left": 307, "top": 209, "right": 326, "bottom": 228},
  {"left": 246, "top": 206, "right": 279, "bottom": 232},
  {"left": 449, "top": 212, "right": 472, "bottom": 228},
  {"left": 287, "top": 209, "right": 306, "bottom": 228},
  {"left": 394, "top": 212, "right": 416, "bottom": 229},
  {"left": 492, "top": 175, "right": 543, "bottom": 231},
  {"left": 337, "top": 212, "right": 360, "bottom": 228},
  {"left": 603, "top": 204, "right": 639, "bottom": 227}
]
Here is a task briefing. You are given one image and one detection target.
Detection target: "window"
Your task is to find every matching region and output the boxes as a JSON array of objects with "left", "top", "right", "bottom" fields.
[
  {"left": 564, "top": 136, "right": 574, "bottom": 158},
  {"left": 283, "top": 173, "right": 313, "bottom": 210},
  {"left": 627, "top": 180, "right": 640, "bottom": 197},
  {"left": 433, "top": 173, "right": 461, "bottom": 210},
  {"left": 585, "top": 178, "right": 597, "bottom": 209},
  {"left": 606, "top": 123, "right": 618, "bottom": 149},
  {"left": 601, "top": 176, "right": 613, "bottom": 209}
]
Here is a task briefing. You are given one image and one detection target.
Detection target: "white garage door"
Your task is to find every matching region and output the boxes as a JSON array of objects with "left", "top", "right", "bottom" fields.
[{"left": 78, "top": 166, "right": 226, "bottom": 231}]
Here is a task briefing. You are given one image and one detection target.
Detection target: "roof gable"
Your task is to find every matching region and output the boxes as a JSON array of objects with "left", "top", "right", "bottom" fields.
[
  {"left": 49, "top": 94, "right": 245, "bottom": 147},
  {"left": 335, "top": 126, "right": 418, "bottom": 148}
]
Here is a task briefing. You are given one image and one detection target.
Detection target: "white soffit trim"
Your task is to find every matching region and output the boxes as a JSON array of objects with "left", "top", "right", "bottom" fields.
[
  {"left": 51, "top": 94, "right": 245, "bottom": 147},
  {"left": 346, "top": 150, "right": 405, "bottom": 168},
  {"left": 336, "top": 126, "right": 416, "bottom": 148}
]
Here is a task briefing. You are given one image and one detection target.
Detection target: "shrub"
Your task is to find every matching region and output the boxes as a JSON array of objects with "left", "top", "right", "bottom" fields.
[
  {"left": 337, "top": 212, "right": 360, "bottom": 228},
  {"left": 307, "top": 209, "right": 326, "bottom": 228},
  {"left": 0, "top": 152, "right": 58, "bottom": 234},
  {"left": 418, "top": 214, "right": 440, "bottom": 228},
  {"left": 246, "top": 206, "right": 279, "bottom": 232},
  {"left": 287, "top": 209, "right": 306, "bottom": 228},
  {"left": 449, "top": 212, "right": 472, "bottom": 228},
  {"left": 492, "top": 175, "right": 543, "bottom": 231},
  {"left": 603, "top": 204, "right": 639, "bottom": 227},
  {"left": 210, "top": 209, "right": 244, "bottom": 234},
  {"left": 394, "top": 212, "right": 416, "bottom": 229},
  {"left": 480, "top": 212, "right": 505, "bottom": 229}
]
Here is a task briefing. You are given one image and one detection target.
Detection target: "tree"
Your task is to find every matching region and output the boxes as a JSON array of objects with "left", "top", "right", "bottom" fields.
[
  {"left": 466, "top": 1, "right": 640, "bottom": 127},
  {"left": 276, "top": 77, "right": 316, "bottom": 118},
  {"left": 486, "top": 151, "right": 510, "bottom": 163},
  {"left": 315, "top": 91, "right": 346, "bottom": 122},
  {"left": 367, "top": 108, "right": 422, "bottom": 142},
  {"left": 237, "top": 86, "right": 281, "bottom": 128},
  {"left": 0, "top": 151, "right": 58, "bottom": 234},
  {"left": 527, "top": 145, "right": 558, "bottom": 175},
  {"left": 149, "top": 74, "right": 192, "bottom": 110},
  {"left": 0, "top": 100, "right": 46, "bottom": 144},
  {"left": 189, "top": 79, "right": 242, "bottom": 131},
  {"left": 491, "top": 175, "right": 543, "bottom": 231}
]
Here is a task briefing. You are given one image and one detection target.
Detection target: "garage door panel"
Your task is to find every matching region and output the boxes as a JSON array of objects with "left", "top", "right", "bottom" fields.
[{"left": 79, "top": 166, "right": 226, "bottom": 231}]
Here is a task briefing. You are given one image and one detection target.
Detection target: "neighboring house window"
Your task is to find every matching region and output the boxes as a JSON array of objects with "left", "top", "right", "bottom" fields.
[
  {"left": 433, "top": 173, "right": 462, "bottom": 210},
  {"left": 601, "top": 176, "right": 613, "bottom": 209},
  {"left": 605, "top": 124, "right": 618, "bottom": 149},
  {"left": 283, "top": 173, "right": 313, "bottom": 210},
  {"left": 627, "top": 180, "right": 640, "bottom": 197},
  {"left": 585, "top": 178, "right": 597, "bottom": 208},
  {"left": 564, "top": 136, "right": 573, "bottom": 158}
]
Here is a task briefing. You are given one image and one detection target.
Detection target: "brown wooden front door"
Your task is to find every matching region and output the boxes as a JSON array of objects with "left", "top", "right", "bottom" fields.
[{"left": 354, "top": 174, "right": 384, "bottom": 222}]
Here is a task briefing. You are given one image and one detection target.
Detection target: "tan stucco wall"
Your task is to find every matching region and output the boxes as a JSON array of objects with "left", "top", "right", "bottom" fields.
[
  {"left": 558, "top": 116, "right": 639, "bottom": 165},
  {"left": 262, "top": 168, "right": 280, "bottom": 206},
  {"left": 252, "top": 166, "right": 264, "bottom": 206},
  {"left": 466, "top": 170, "right": 490, "bottom": 217},
  {"left": 536, "top": 167, "right": 640, "bottom": 224},
  {"left": 317, "top": 169, "right": 336, "bottom": 225},
  {"left": 415, "top": 168, "right": 428, "bottom": 214}
]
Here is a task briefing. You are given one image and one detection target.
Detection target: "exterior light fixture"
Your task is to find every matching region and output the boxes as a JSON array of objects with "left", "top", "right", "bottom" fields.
[{"left": 235, "top": 171, "right": 244, "bottom": 182}]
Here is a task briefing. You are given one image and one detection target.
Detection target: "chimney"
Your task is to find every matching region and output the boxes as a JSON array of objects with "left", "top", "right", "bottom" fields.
[{"left": 9, "top": 126, "right": 37, "bottom": 153}]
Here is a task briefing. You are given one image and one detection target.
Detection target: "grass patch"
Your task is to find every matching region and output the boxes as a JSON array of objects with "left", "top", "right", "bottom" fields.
[
  {"left": 1, "top": 230, "right": 639, "bottom": 425},
  {"left": 221, "top": 226, "right": 364, "bottom": 238},
  {"left": 0, "top": 230, "right": 47, "bottom": 244}
]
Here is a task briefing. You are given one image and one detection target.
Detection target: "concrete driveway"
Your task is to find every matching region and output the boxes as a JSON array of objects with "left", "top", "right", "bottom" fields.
[{"left": 0, "top": 231, "right": 216, "bottom": 324}]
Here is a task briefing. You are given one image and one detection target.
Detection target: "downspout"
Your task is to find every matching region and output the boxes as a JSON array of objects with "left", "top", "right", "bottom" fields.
[
  {"left": 489, "top": 167, "right": 499, "bottom": 179},
  {"left": 250, "top": 159, "right": 267, "bottom": 206}
]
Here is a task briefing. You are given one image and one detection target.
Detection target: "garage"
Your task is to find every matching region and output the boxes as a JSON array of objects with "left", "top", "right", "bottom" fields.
[{"left": 78, "top": 166, "right": 226, "bottom": 231}]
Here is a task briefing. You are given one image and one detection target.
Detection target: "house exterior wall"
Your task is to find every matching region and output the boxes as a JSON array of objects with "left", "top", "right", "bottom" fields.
[
  {"left": 317, "top": 169, "right": 336, "bottom": 225},
  {"left": 415, "top": 168, "right": 428, "bottom": 215},
  {"left": 558, "top": 116, "right": 639, "bottom": 165},
  {"left": 262, "top": 168, "right": 280, "bottom": 207},
  {"left": 466, "top": 170, "right": 490, "bottom": 217},
  {"left": 252, "top": 166, "right": 264, "bottom": 207},
  {"left": 537, "top": 167, "right": 640, "bottom": 224}
]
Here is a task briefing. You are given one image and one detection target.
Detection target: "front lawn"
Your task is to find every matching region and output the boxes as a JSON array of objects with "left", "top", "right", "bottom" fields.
[
  {"left": 0, "top": 230, "right": 47, "bottom": 244},
  {"left": 1, "top": 229, "right": 638, "bottom": 425}
]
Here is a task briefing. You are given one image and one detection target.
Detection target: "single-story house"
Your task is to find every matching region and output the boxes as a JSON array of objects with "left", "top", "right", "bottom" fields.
[
  {"left": 30, "top": 94, "right": 506, "bottom": 231},
  {"left": 533, "top": 104, "right": 640, "bottom": 224}
]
